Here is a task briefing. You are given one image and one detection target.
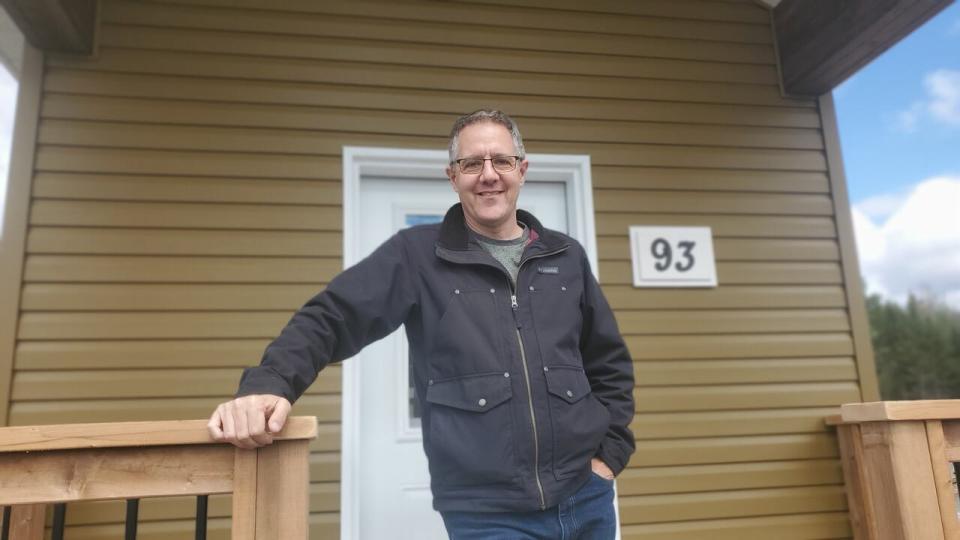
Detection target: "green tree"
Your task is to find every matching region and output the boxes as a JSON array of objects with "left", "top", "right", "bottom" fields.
[{"left": 867, "top": 293, "right": 960, "bottom": 400}]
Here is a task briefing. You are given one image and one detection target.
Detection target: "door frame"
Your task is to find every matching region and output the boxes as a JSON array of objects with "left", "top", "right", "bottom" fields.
[{"left": 340, "top": 145, "right": 600, "bottom": 539}]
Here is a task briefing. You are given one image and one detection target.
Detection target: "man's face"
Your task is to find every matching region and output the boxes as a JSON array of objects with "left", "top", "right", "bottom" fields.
[{"left": 446, "top": 121, "right": 529, "bottom": 235}]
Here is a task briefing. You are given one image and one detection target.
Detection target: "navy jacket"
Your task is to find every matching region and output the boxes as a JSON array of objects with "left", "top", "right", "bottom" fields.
[{"left": 237, "top": 203, "right": 635, "bottom": 512}]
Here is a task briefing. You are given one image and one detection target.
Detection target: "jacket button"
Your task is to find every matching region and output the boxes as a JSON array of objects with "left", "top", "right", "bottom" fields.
[
  {"left": 561, "top": 286, "right": 567, "bottom": 291},
  {"left": 428, "top": 379, "right": 433, "bottom": 385},
  {"left": 478, "top": 398, "right": 487, "bottom": 407},
  {"left": 543, "top": 366, "right": 549, "bottom": 372},
  {"left": 489, "top": 288, "right": 495, "bottom": 294},
  {"left": 504, "top": 372, "right": 510, "bottom": 378},
  {"left": 454, "top": 289, "right": 460, "bottom": 294},
  {"left": 566, "top": 390, "right": 574, "bottom": 398},
  {"left": 529, "top": 285, "right": 535, "bottom": 291}
]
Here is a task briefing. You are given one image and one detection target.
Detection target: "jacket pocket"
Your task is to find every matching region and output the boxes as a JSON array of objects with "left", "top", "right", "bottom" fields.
[
  {"left": 425, "top": 372, "right": 517, "bottom": 488},
  {"left": 544, "top": 365, "right": 610, "bottom": 480}
]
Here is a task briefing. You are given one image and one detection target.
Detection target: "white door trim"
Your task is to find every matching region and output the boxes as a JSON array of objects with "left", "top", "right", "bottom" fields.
[{"left": 340, "top": 146, "right": 599, "bottom": 540}]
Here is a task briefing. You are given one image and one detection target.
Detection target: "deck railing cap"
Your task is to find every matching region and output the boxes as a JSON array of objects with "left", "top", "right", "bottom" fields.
[
  {"left": 839, "top": 400, "right": 960, "bottom": 423},
  {"left": 0, "top": 416, "right": 317, "bottom": 453}
]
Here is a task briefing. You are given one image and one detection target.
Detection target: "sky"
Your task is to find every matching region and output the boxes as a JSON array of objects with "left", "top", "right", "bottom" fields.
[
  {"left": 0, "top": 6, "right": 958, "bottom": 304},
  {"left": 834, "top": 2, "right": 960, "bottom": 308}
]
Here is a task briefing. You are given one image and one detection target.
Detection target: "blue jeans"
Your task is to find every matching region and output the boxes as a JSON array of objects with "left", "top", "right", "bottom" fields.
[{"left": 440, "top": 472, "right": 617, "bottom": 540}]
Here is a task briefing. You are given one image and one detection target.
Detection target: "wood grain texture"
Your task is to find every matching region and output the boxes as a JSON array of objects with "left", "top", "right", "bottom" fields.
[
  {"left": 924, "top": 421, "right": 960, "bottom": 540},
  {"left": 841, "top": 400, "right": 960, "bottom": 423},
  {"left": 0, "top": 445, "right": 233, "bottom": 505},
  {"left": 858, "top": 421, "right": 945, "bottom": 539},
  {"left": 834, "top": 423, "right": 877, "bottom": 540},
  {"left": 0, "top": 416, "right": 316, "bottom": 452},
  {"left": 231, "top": 448, "right": 257, "bottom": 540},
  {"left": 255, "top": 440, "right": 309, "bottom": 539},
  {"left": 7, "top": 504, "right": 45, "bottom": 540}
]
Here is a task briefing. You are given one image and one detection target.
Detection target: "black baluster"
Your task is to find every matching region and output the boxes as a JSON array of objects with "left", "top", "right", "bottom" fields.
[
  {"left": 52, "top": 503, "right": 67, "bottom": 540},
  {"left": 1, "top": 506, "right": 11, "bottom": 540},
  {"left": 195, "top": 495, "right": 209, "bottom": 540},
  {"left": 125, "top": 499, "right": 140, "bottom": 540}
]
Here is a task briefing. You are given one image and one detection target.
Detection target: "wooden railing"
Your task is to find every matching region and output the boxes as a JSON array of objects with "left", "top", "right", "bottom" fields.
[
  {"left": 0, "top": 417, "right": 317, "bottom": 539},
  {"left": 828, "top": 400, "right": 960, "bottom": 540}
]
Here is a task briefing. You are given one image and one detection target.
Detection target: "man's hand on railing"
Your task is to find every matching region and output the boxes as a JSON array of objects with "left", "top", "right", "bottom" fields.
[{"left": 207, "top": 394, "right": 292, "bottom": 449}]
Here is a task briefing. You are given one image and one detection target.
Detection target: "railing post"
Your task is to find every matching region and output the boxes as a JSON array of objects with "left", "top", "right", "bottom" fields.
[
  {"left": 8, "top": 504, "right": 44, "bottom": 540},
  {"left": 231, "top": 439, "right": 310, "bottom": 540}
]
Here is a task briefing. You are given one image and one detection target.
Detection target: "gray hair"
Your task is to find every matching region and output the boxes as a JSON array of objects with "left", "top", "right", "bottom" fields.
[{"left": 448, "top": 109, "right": 526, "bottom": 164}]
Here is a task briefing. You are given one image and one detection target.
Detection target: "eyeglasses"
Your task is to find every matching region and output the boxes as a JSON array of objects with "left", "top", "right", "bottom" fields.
[{"left": 453, "top": 155, "right": 521, "bottom": 175}]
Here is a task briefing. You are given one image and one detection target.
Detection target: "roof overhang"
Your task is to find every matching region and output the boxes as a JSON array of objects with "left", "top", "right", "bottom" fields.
[
  {"left": 0, "top": 0, "right": 97, "bottom": 56},
  {"left": 771, "top": 0, "right": 955, "bottom": 97}
]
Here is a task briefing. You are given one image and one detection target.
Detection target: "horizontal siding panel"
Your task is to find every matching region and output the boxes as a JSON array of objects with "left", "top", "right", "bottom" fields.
[
  {"left": 36, "top": 146, "right": 336, "bottom": 178},
  {"left": 30, "top": 200, "right": 341, "bottom": 231},
  {"left": 632, "top": 407, "right": 840, "bottom": 439},
  {"left": 601, "top": 239, "right": 840, "bottom": 262},
  {"left": 101, "top": 0, "right": 773, "bottom": 61},
  {"left": 595, "top": 214, "right": 836, "bottom": 238},
  {"left": 632, "top": 433, "right": 839, "bottom": 467},
  {"left": 601, "top": 262, "right": 844, "bottom": 286},
  {"left": 150, "top": 0, "right": 776, "bottom": 44},
  {"left": 33, "top": 173, "right": 343, "bottom": 204},
  {"left": 24, "top": 255, "right": 341, "bottom": 284},
  {"left": 454, "top": 0, "right": 769, "bottom": 23},
  {"left": 46, "top": 70, "right": 820, "bottom": 128},
  {"left": 42, "top": 94, "right": 821, "bottom": 150},
  {"left": 14, "top": 339, "right": 274, "bottom": 370},
  {"left": 11, "top": 366, "right": 340, "bottom": 400},
  {"left": 7, "top": 394, "right": 340, "bottom": 425},
  {"left": 311, "top": 452, "right": 340, "bottom": 482},
  {"left": 97, "top": 24, "right": 780, "bottom": 85},
  {"left": 625, "top": 333, "right": 854, "bottom": 359},
  {"left": 618, "top": 485, "right": 846, "bottom": 524},
  {"left": 594, "top": 190, "right": 833, "bottom": 215},
  {"left": 634, "top": 382, "right": 860, "bottom": 412},
  {"left": 27, "top": 227, "right": 341, "bottom": 256},
  {"left": 616, "top": 309, "right": 850, "bottom": 334},
  {"left": 38, "top": 121, "right": 827, "bottom": 171},
  {"left": 22, "top": 283, "right": 322, "bottom": 311},
  {"left": 634, "top": 357, "right": 858, "bottom": 385},
  {"left": 617, "top": 459, "right": 842, "bottom": 496},
  {"left": 48, "top": 48, "right": 796, "bottom": 107},
  {"left": 592, "top": 168, "right": 828, "bottom": 192},
  {"left": 606, "top": 286, "right": 846, "bottom": 310},
  {"left": 621, "top": 511, "right": 850, "bottom": 539},
  {"left": 18, "top": 312, "right": 293, "bottom": 340}
]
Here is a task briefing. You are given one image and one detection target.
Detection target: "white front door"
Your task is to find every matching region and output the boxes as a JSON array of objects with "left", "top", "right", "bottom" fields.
[{"left": 354, "top": 176, "right": 569, "bottom": 539}]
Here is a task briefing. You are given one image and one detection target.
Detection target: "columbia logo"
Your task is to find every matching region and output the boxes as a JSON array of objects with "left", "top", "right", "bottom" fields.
[{"left": 538, "top": 266, "right": 559, "bottom": 274}]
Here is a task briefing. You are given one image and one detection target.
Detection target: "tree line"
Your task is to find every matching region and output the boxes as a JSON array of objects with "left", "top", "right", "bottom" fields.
[{"left": 867, "top": 294, "right": 960, "bottom": 400}]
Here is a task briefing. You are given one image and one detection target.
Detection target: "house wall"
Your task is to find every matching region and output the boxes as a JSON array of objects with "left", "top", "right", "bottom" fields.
[{"left": 2, "top": 0, "right": 874, "bottom": 537}]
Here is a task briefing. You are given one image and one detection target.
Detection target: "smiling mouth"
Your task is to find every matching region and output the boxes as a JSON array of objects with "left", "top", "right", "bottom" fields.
[{"left": 478, "top": 190, "right": 503, "bottom": 197}]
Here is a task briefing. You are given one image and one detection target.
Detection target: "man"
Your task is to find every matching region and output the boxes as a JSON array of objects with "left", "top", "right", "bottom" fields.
[{"left": 208, "top": 110, "right": 635, "bottom": 539}]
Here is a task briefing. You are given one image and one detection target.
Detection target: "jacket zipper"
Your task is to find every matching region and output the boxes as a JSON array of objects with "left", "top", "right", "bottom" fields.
[
  {"left": 507, "top": 246, "right": 568, "bottom": 511},
  {"left": 511, "top": 293, "right": 545, "bottom": 510}
]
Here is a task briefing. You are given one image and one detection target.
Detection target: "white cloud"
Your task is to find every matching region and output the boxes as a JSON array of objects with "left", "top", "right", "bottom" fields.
[
  {"left": 890, "top": 69, "right": 960, "bottom": 132},
  {"left": 894, "top": 101, "right": 924, "bottom": 133},
  {"left": 925, "top": 69, "right": 960, "bottom": 125},
  {"left": 853, "top": 177, "right": 960, "bottom": 308}
]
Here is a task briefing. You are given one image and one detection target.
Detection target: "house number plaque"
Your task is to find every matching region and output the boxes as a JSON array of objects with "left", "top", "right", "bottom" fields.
[{"left": 629, "top": 226, "right": 718, "bottom": 287}]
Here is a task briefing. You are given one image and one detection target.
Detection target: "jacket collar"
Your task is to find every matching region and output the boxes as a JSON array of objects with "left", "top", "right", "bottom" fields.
[{"left": 437, "top": 203, "right": 567, "bottom": 252}]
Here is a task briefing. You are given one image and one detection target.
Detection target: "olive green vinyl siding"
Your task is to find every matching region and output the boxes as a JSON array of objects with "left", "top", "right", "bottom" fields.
[{"left": 4, "top": 0, "right": 870, "bottom": 537}]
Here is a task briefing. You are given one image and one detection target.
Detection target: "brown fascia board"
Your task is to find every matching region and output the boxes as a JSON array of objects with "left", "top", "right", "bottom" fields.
[
  {"left": 0, "top": 0, "right": 96, "bottom": 55},
  {"left": 774, "top": 0, "right": 955, "bottom": 97}
]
